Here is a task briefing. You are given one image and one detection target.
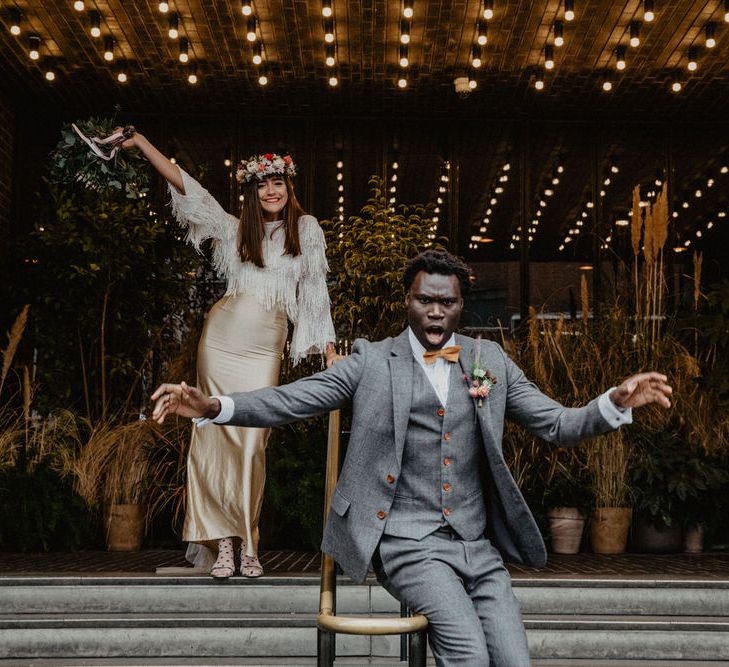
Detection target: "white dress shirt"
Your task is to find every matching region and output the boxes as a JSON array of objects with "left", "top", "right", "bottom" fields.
[{"left": 408, "top": 327, "right": 456, "bottom": 407}]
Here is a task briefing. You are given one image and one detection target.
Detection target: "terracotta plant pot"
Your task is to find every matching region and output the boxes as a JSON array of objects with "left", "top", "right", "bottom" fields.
[
  {"left": 684, "top": 523, "right": 705, "bottom": 554},
  {"left": 547, "top": 507, "right": 587, "bottom": 554},
  {"left": 106, "top": 503, "right": 144, "bottom": 551},
  {"left": 591, "top": 507, "right": 632, "bottom": 554},
  {"left": 633, "top": 519, "right": 682, "bottom": 553}
]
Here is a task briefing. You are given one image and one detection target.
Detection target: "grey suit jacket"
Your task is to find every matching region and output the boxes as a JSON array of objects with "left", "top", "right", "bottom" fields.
[{"left": 225, "top": 330, "right": 615, "bottom": 583}]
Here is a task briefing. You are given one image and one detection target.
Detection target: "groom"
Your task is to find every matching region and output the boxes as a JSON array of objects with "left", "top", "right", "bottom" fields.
[{"left": 152, "top": 250, "right": 672, "bottom": 665}]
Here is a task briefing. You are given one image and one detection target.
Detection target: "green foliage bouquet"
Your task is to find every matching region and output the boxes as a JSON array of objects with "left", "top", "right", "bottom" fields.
[{"left": 49, "top": 117, "right": 149, "bottom": 199}]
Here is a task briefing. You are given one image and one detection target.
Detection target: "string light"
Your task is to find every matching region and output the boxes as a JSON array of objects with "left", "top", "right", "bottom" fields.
[
  {"left": 258, "top": 72, "right": 268, "bottom": 86},
  {"left": 400, "top": 20, "right": 411, "bottom": 44},
  {"left": 187, "top": 65, "right": 198, "bottom": 84},
  {"left": 247, "top": 17, "right": 257, "bottom": 42},
  {"left": 630, "top": 22, "right": 640, "bottom": 47},
  {"left": 328, "top": 75, "right": 338, "bottom": 87},
  {"left": 403, "top": 0, "right": 414, "bottom": 19},
  {"left": 9, "top": 9, "right": 21, "bottom": 35},
  {"left": 602, "top": 76, "right": 613, "bottom": 91},
  {"left": 398, "top": 76, "right": 408, "bottom": 88},
  {"left": 178, "top": 37, "right": 189, "bottom": 62},
  {"left": 241, "top": 0, "right": 253, "bottom": 16},
  {"left": 544, "top": 44, "right": 554, "bottom": 70},
  {"left": 28, "top": 35, "right": 40, "bottom": 60},
  {"left": 158, "top": 2, "right": 169, "bottom": 13},
  {"left": 90, "top": 11, "right": 101, "bottom": 38},
  {"left": 252, "top": 42, "right": 263, "bottom": 65},
  {"left": 643, "top": 0, "right": 655, "bottom": 22},
  {"left": 472, "top": 45, "right": 482, "bottom": 68},
  {"left": 564, "top": 0, "right": 575, "bottom": 22},
  {"left": 116, "top": 61, "right": 128, "bottom": 82},
  {"left": 687, "top": 47, "right": 697, "bottom": 71},
  {"left": 534, "top": 69, "right": 544, "bottom": 90},
  {"left": 399, "top": 45, "right": 409, "bottom": 68},
  {"left": 45, "top": 67, "right": 56, "bottom": 81},
  {"left": 554, "top": 21, "right": 564, "bottom": 47},
  {"left": 671, "top": 79, "right": 682, "bottom": 92},
  {"left": 483, "top": 0, "right": 494, "bottom": 20},
  {"left": 73, "top": 1, "right": 85, "bottom": 11},
  {"left": 725, "top": 0, "right": 729, "bottom": 23},
  {"left": 615, "top": 45, "right": 626, "bottom": 70},
  {"left": 325, "top": 44, "right": 336, "bottom": 67},
  {"left": 168, "top": 12, "right": 179, "bottom": 39},
  {"left": 705, "top": 23, "right": 716, "bottom": 49},
  {"left": 103, "top": 36, "right": 114, "bottom": 61},
  {"left": 477, "top": 20, "right": 487, "bottom": 46}
]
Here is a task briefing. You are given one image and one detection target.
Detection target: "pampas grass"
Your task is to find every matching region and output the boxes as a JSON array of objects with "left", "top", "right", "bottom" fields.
[{"left": 1, "top": 305, "right": 29, "bottom": 395}]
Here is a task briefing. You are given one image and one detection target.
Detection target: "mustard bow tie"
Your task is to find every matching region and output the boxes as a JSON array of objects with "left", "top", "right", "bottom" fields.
[{"left": 423, "top": 345, "right": 461, "bottom": 364}]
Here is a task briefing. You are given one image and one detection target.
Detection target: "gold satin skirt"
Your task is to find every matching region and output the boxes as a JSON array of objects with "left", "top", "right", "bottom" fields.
[{"left": 182, "top": 294, "right": 288, "bottom": 554}]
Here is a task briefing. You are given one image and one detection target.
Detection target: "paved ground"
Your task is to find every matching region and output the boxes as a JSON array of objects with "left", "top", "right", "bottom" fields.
[{"left": 1, "top": 549, "right": 729, "bottom": 579}]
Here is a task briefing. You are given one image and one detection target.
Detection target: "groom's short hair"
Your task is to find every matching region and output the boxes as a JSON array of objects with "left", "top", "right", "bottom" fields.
[{"left": 404, "top": 250, "right": 472, "bottom": 296}]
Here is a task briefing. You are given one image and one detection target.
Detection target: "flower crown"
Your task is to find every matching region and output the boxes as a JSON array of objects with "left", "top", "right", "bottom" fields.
[{"left": 236, "top": 152, "right": 297, "bottom": 184}]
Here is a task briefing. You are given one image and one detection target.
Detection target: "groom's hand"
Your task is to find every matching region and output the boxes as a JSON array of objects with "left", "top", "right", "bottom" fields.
[
  {"left": 610, "top": 372, "right": 672, "bottom": 410},
  {"left": 151, "top": 381, "right": 220, "bottom": 424}
]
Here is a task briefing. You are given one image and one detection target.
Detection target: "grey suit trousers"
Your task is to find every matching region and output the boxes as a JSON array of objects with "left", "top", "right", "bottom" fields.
[{"left": 376, "top": 530, "right": 531, "bottom": 666}]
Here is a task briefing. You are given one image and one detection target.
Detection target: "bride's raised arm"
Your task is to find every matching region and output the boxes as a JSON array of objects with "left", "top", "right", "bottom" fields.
[{"left": 117, "top": 128, "right": 185, "bottom": 194}]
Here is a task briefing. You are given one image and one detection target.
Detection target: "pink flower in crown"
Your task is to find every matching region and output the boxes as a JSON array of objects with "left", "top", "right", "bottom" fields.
[
  {"left": 258, "top": 163, "right": 266, "bottom": 171},
  {"left": 283, "top": 155, "right": 293, "bottom": 165}
]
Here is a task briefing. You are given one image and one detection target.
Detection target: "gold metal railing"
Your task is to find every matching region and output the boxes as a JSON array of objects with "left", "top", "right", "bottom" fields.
[{"left": 316, "top": 410, "right": 428, "bottom": 666}]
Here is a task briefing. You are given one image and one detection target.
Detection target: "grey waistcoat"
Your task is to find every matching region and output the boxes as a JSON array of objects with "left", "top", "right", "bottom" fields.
[{"left": 383, "top": 359, "right": 488, "bottom": 541}]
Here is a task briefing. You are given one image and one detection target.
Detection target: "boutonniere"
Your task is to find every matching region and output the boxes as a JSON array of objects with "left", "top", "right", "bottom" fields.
[{"left": 464, "top": 336, "right": 497, "bottom": 408}]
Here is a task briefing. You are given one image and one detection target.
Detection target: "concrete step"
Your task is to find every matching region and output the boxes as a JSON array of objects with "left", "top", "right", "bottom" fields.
[
  {"left": 2, "top": 576, "right": 729, "bottom": 661},
  {"left": 3, "top": 575, "right": 729, "bottom": 617}
]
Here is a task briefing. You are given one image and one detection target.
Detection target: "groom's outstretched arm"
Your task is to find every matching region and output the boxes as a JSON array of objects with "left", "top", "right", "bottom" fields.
[{"left": 152, "top": 339, "right": 368, "bottom": 427}]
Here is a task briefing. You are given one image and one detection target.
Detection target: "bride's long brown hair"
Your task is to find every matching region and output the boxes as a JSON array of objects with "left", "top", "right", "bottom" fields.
[{"left": 237, "top": 175, "right": 305, "bottom": 268}]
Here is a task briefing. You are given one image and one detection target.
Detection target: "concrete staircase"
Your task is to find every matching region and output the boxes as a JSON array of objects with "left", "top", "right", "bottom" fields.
[{"left": 1, "top": 575, "right": 728, "bottom": 663}]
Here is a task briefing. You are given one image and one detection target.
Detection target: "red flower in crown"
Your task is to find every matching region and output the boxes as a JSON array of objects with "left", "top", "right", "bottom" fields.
[
  {"left": 283, "top": 155, "right": 292, "bottom": 164},
  {"left": 264, "top": 153, "right": 273, "bottom": 160}
]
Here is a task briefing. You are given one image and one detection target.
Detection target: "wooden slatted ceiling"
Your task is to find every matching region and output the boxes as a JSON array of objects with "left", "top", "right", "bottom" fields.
[{"left": 2, "top": 1, "right": 729, "bottom": 117}]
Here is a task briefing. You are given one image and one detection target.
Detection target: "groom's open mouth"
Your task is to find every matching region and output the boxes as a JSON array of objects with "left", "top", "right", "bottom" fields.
[{"left": 424, "top": 325, "right": 446, "bottom": 347}]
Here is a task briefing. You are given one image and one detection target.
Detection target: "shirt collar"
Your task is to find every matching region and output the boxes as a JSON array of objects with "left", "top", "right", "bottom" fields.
[{"left": 408, "top": 327, "right": 456, "bottom": 362}]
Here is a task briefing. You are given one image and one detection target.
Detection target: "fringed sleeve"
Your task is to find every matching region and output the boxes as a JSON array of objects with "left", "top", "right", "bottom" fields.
[
  {"left": 168, "top": 167, "right": 239, "bottom": 280},
  {"left": 290, "top": 216, "right": 336, "bottom": 365}
]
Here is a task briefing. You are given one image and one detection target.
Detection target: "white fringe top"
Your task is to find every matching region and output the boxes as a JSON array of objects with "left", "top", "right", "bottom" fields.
[{"left": 168, "top": 167, "right": 336, "bottom": 365}]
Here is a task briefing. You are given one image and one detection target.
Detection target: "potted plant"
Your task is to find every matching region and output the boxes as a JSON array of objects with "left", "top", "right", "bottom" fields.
[
  {"left": 543, "top": 450, "right": 592, "bottom": 554},
  {"left": 74, "top": 419, "right": 156, "bottom": 551},
  {"left": 588, "top": 430, "right": 634, "bottom": 554}
]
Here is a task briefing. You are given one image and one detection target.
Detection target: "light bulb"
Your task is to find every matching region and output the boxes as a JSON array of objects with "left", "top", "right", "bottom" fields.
[
  {"left": 45, "top": 70, "right": 56, "bottom": 81},
  {"left": 158, "top": 2, "right": 169, "bottom": 13},
  {"left": 242, "top": 1, "right": 253, "bottom": 16},
  {"left": 328, "top": 76, "right": 338, "bottom": 86},
  {"left": 398, "top": 77, "right": 408, "bottom": 88},
  {"left": 74, "top": 1, "right": 85, "bottom": 11},
  {"left": 258, "top": 74, "right": 268, "bottom": 85}
]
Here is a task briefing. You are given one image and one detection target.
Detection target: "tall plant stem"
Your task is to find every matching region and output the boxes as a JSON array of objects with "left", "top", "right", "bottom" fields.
[
  {"left": 100, "top": 287, "right": 109, "bottom": 422},
  {"left": 78, "top": 332, "right": 92, "bottom": 423}
]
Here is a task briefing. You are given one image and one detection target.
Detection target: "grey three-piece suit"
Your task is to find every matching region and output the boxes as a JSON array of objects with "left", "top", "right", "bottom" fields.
[{"left": 222, "top": 330, "right": 617, "bottom": 664}]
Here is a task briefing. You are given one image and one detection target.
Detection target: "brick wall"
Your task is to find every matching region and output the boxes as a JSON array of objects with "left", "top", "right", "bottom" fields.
[
  {"left": 470, "top": 260, "right": 601, "bottom": 325},
  {"left": 0, "top": 95, "right": 15, "bottom": 235}
]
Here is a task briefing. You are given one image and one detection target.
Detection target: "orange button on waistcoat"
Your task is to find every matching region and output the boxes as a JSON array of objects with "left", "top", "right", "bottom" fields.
[
  {"left": 437, "top": 408, "right": 445, "bottom": 417},
  {"left": 377, "top": 510, "right": 386, "bottom": 520},
  {"left": 386, "top": 474, "right": 395, "bottom": 484},
  {"left": 442, "top": 483, "right": 451, "bottom": 491},
  {"left": 443, "top": 508, "right": 451, "bottom": 517},
  {"left": 443, "top": 457, "right": 451, "bottom": 466},
  {"left": 444, "top": 432, "right": 451, "bottom": 441}
]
